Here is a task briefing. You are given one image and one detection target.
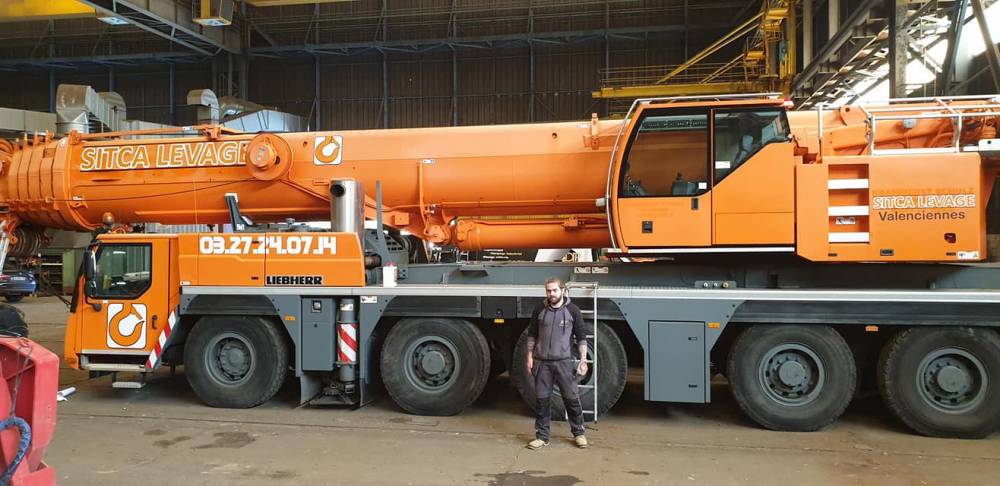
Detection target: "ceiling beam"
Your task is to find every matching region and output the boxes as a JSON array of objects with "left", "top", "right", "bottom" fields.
[
  {"left": 76, "top": 0, "right": 242, "bottom": 55},
  {"left": 0, "top": 51, "right": 206, "bottom": 68},
  {"left": 250, "top": 23, "right": 728, "bottom": 56}
]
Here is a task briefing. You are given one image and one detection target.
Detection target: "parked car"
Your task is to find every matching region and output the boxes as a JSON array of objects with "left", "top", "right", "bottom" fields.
[{"left": 0, "top": 269, "right": 37, "bottom": 303}]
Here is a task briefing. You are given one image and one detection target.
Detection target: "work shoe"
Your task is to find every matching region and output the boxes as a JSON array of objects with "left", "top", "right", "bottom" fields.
[
  {"left": 574, "top": 435, "right": 589, "bottom": 448},
  {"left": 526, "top": 439, "right": 549, "bottom": 450}
]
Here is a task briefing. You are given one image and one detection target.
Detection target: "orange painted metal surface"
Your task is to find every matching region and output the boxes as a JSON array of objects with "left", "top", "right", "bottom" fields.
[
  {"left": 0, "top": 121, "right": 620, "bottom": 250},
  {"left": 177, "top": 232, "right": 365, "bottom": 287},
  {"left": 65, "top": 232, "right": 364, "bottom": 368},
  {"left": 67, "top": 234, "right": 177, "bottom": 362}
]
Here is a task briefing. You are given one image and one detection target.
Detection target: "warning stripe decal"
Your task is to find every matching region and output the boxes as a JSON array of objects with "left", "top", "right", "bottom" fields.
[{"left": 146, "top": 311, "right": 177, "bottom": 370}]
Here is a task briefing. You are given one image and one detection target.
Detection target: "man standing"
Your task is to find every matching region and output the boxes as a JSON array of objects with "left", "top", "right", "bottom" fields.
[{"left": 525, "top": 277, "right": 589, "bottom": 449}]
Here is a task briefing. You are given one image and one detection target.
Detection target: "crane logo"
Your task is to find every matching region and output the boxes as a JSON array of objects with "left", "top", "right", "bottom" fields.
[
  {"left": 107, "top": 303, "right": 147, "bottom": 349},
  {"left": 314, "top": 135, "right": 343, "bottom": 165}
]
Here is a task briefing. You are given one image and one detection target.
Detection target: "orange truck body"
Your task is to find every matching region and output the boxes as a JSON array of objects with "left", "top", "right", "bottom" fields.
[
  {"left": 8, "top": 93, "right": 1000, "bottom": 440},
  {"left": 64, "top": 232, "right": 364, "bottom": 368}
]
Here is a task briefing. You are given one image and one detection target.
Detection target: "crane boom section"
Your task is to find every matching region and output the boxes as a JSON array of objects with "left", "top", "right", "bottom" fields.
[{"left": 1, "top": 120, "right": 622, "bottom": 249}]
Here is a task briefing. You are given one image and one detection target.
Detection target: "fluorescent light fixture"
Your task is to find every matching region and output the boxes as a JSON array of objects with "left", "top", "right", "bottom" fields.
[{"left": 96, "top": 9, "right": 128, "bottom": 25}]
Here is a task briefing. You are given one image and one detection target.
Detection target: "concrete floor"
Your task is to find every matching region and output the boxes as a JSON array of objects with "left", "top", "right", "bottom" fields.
[{"left": 18, "top": 296, "right": 1000, "bottom": 485}]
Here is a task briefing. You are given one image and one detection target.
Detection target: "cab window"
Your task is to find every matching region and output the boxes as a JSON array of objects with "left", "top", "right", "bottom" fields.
[
  {"left": 713, "top": 109, "right": 789, "bottom": 183},
  {"left": 619, "top": 111, "right": 709, "bottom": 197},
  {"left": 87, "top": 244, "right": 152, "bottom": 299}
]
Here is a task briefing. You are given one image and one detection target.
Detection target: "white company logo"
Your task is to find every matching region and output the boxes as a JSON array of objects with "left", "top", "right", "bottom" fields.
[
  {"left": 80, "top": 141, "right": 248, "bottom": 171},
  {"left": 314, "top": 135, "right": 343, "bottom": 165},
  {"left": 107, "top": 303, "right": 147, "bottom": 349}
]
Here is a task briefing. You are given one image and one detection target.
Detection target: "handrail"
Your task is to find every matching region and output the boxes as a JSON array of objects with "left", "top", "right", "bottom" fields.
[
  {"left": 852, "top": 96, "right": 1000, "bottom": 154},
  {"left": 635, "top": 92, "right": 783, "bottom": 105}
]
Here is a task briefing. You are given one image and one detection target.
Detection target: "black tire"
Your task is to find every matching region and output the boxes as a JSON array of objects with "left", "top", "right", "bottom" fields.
[
  {"left": 511, "top": 321, "right": 627, "bottom": 420},
  {"left": 488, "top": 357, "right": 506, "bottom": 381},
  {"left": 727, "top": 325, "right": 856, "bottom": 432},
  {"left": 0, "top": 303, "right": 27, "bottom": 337},
  {"left": 877, "top": 327, "right": 1000, "bottom": 439},
  {"left": 380, "top": 318, "right": 490, "bottom": 416},
  {"left": 4, "top": 295, "right": 23, "bottom": 303},
  {"left": 184, "top": 316, "right": 290, "bottom": 408}
]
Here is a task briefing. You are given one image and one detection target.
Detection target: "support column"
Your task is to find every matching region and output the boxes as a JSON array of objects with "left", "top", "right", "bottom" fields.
[
  {"left": 529, "top": 41, "right": 535, "bottom": 123},
  {"left": 888, "top": 0, "right": 908, "bottom": 98},
  {"left": 227, "top": 52, "right": 234, "bottom": 96},
  {"left": 803, "top": 0, "right": 813, "bottom": 66},
  {"left": 314, "top": 55, "right": 322, "bottom": 131},
  {"left": 239, "top": 56, "right": 249, "bottom": 100},
  {"left": 604, "top": 1, "right": 610, "bottom": 117},
  {"left": 169, "top": 63, "right": 176, "bottom": 126},
  {"left": 683, "top": 0, "right": 689, "bottom": 59},
  {"left": 48, "top": 69, "right": 56, "bottom": 114},
  {"left": 828, "top": 0, "right": 839, "bottom": 42},
  {"left": 970, "top": 0, "right": 1000, "bottom": 90},
  {"left": 786, "top": 0, "right": 797, "bottom": 79},
  {"left": 940, "top": 0, "right": 968, "bottom": 94},
  {"left": 48, "top": 39, "right": 55, "bottom": 113},
  {"left": 452, "top": 49, "right": 458, "bottom": 126},
  {"left": 382, "top": 53, "right": 389, "bottom": 129}
]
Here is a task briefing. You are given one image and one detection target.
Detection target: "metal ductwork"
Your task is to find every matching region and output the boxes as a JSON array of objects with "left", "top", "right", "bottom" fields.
[
  {"left": 55, "top": 84, "right": 127, "bottom": 135},
  {"left": 187, "top": 89, "right": 308, "bottom": 132},
  {"left": 187, "top": 88, "right": 221, "bottom": 124},
  {"left": 219, "top": 96, "right": 265, "bottom": 118},
  {"left": 0, "top": 108, "right": 55, "bottom": 137},
  {"left": 221, "top": 109, "right": 309, "bottom": 133}
]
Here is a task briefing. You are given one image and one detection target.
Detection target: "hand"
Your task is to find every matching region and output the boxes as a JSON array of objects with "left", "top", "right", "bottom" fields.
[{"left": 576, "top": 360, "right": 588, "bottom": 376}]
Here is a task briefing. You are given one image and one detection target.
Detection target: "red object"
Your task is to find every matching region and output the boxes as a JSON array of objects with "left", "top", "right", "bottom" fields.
[
  {"left": 146, "top": 311, "right": 177, "bottom": 370},
  {"left": 338, "top": 323, "right": 358, "bottom": 364},
  {"left": 0, "top": 337, "right": 57, "bottom": 486}
]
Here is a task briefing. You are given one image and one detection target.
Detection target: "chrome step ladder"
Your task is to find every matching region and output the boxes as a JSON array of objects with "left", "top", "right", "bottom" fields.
[{"left": 567, "top": 281, "right": 599, "bottom": 423}]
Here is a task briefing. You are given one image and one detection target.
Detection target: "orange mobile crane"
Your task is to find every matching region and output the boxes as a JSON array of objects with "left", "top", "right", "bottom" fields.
[{"left": 2, "top": 93, "right": 1000, "bottom": 439}]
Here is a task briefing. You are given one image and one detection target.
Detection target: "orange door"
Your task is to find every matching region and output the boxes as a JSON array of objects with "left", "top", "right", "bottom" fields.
[
  {"left": 614, "top": 110, "right": 712, "bottom": 248},
  {"left": 75, "top": 239, "right": 173, "bottom": 357}
]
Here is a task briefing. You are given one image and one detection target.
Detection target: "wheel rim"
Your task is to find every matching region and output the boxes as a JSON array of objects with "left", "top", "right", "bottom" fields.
[
  {"left": 757, "top": 343, "right": 825, "bottom": 406},
  {"left": 915, "top": 347, "right": 988, "bottom": 413},
  {"left": 204, "top": 332, "right": 257, "bottom": 386},
  {"left": 404, "top": 336, "right": 460, "bottom": 393}
]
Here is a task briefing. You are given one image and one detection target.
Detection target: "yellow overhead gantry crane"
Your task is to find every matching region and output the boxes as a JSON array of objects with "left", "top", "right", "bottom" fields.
[{"left": 592, "top": 0, "right": 796, "bottom": 101}]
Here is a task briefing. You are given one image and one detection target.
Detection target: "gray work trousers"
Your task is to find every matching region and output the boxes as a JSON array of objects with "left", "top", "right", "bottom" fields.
[{"left": 533, "top": 359, "right": 585, "bottom": 441}]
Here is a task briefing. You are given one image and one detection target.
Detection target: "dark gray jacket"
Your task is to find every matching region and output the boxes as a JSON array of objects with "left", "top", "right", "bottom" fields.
[{"left": 526, "top": 296, "right": 588, "bottom": 361}]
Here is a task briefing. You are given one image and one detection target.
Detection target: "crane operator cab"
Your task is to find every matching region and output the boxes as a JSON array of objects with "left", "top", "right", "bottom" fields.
[{"left": 608, "top": 96, "right": 796, "bottom": 254}]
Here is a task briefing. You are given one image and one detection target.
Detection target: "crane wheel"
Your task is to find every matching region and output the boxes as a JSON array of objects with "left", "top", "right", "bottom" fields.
[
  {"left": 380, "top": 318, "right": 491, "bottom": 416},
  {"left": 878, "top": 327, "right": 1000, "bottom": 439},
  {"left": 511, "top": 321, "right": 627, "bottom": 420},
  {"left": 0, "top": 304, "right": 27, "bottom": 337},
  {"left": 184, "top": 316, "right": 290, "bottom": 408},
  {"left": 727, "top": 325, "right": 856, "bottom": 432}
]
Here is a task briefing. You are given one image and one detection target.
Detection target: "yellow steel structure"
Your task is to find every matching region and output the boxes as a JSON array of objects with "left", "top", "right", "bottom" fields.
[
  {"left": 0, "top": 0, "right": 93, "bottom": 22},
  {"left": 243, "top": 0, "right": 355, "bottom": 6},
  {"left": 593, "top": 0, "right": 797, "bottom": 100}
]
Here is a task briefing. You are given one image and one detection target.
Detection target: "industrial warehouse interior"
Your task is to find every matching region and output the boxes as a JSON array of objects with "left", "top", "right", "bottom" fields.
[{"left": 0, "top": 0, "right": 1000, "bottom": 484}]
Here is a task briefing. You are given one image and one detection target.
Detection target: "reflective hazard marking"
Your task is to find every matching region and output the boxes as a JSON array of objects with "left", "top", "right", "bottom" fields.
[
  {"left": 338, "top": 323, "right": 358, "bottom": 364},
  {"left": 146, "top": 311, "right": 177, "bottom": 370}
]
